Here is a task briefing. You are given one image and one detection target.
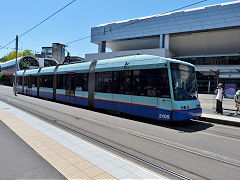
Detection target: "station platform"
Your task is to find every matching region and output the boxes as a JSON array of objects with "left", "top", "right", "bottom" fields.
[
  {"left": 0, "top": 117, "right": 65, "bottom": 179},
  {"left": 0, "top": 100, "right": 166, "bottom": 180},
  {"left": 198, "top": 94, "right": 240, "bottom": 127},
  {"left": 199, "top": 112, "right": 240, "bottom": 127}
]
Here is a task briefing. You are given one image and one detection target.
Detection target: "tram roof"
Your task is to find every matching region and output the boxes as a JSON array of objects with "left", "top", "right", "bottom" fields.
[
  {"left": 39, "top": 66, "right": 55, "bottom": 75},
  {"left": 95, "top": 54, "right": 194, "bottom": 66},
  {"left": 56, "top": 61, "right": 91, "bottom": 74},
  {"left": 24, "top": 69, "right": 39, "bottom": 76},
  {"left": 163, "top": 57, "right": 194, "bottom": 67},
  {"left": 16, "top": 70, "right": 25, "bottom": 76},
  {"left": 17, "top": 55, "right": 194, "bottom": 76},
  {"left": 94, "top": 55, "right": 194, "bottom": 72}
]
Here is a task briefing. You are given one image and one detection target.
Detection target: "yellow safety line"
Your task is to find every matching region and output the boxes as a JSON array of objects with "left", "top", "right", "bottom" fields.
[{"left": 0, "top": 108, "right": 117, "bottom": 180}]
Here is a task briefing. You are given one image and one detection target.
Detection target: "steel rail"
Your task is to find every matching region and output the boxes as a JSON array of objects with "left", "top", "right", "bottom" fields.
[
  {"left": 2, "top": 92, "right": 240, "bottom": 169},
  {"left": 0, "top": 96, "right": 191, "bottom": 180}
]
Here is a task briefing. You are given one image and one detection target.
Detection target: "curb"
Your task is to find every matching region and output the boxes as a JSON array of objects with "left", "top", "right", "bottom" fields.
[{"left": 196, "top": 116, "right": 240, "bottom": 127}]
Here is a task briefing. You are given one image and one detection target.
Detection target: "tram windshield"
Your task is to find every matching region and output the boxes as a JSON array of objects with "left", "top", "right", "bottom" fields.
[{"left": 171, "top": 63, "right": 197, "bottom": 101}]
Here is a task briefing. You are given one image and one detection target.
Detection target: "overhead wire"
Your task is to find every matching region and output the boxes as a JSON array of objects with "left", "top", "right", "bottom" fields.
[
  {"left": 1, "top": 0, "right": 209, "bottom": 53},
  {"left": 0, "top": 40, "right": 40, "bottom": 54},
  {"left": 0, "top": 0, "right": 77, "bottom": 50},
  {"left": 66, "top": 0, "right": 209, "bottom": 45},
  {"left": 0, "top": 46, "right": 33, "bottom": 52},
  {"left": 0, "top": 41, "right": 40, "bottom": 55}
]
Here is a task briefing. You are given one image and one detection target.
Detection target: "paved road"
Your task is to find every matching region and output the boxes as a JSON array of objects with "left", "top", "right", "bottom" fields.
[
  {"left": 0, "top": 117, "right": 65, "bottom": 179},
  {"left": 0, "top": 85, "right": 240, "bottom": 179}
]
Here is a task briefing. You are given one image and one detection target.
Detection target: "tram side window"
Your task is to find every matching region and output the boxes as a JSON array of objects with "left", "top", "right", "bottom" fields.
[
  {"left": 27, "top": 76, "right": 36, "bottom": 88},
  {"left": 113, "top": 71, "right": 132, "bottom": 95},
  {"left": 132, "top": 68, "right": 170, "bottom": 98},
  {"left": 24, "top": 76, "right": 28, "bottom": 86},
  {"left": 17, "top": 76, "right": 23, "bottom": 85},
  {"left": 57, "top": 74, "right": 66, "bottom": 89},
  {"left": 31, "top": 76, "right": 37, "bottom": 87},
  {"left": 76, "top": 73, "right": 88, "bottom": 91},
  {"left": 158, "top": 68, "right": 171, "bottom": 98},
  {"left": 27, "top": 76, "right": 32, "bottom": 88},
  {"left": 95, "top": 72, "right": 113, "bottom": 93},
  {"left": 40, "top": 75, "right": 53, "bottom": 88},
  {"left": 66, "top": 74, "right": 76, "bottom": 91}
]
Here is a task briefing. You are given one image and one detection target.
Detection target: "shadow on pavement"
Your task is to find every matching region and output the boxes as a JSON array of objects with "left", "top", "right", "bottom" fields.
[
  {"left": 101, "top": 111, "right": 214, "bottom": 133},
  {"left": 161, "top": 120, "right": 214, "bottom": 133}
]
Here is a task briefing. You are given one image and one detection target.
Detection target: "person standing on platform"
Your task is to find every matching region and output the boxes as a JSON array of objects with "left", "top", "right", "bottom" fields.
[
  {"left": 215, "top": 83, "right": 224, "bottom": 114},
  {"left": 234, "top": 90, "right": 240, "bottom": 115}
]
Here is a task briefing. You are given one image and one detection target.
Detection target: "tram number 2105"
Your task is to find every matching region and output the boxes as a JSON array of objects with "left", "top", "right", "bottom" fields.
[{"left": 159, "top": 114, "right": 170, "bottom": 120}]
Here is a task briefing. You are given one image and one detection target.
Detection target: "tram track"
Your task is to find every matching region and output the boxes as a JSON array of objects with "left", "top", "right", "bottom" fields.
[
  {"left": 0, "top": 92, "right": 240, "bottom": 179},
  {"left": 2, "top": 89, "right": 240, "bottom": 143},
  {"left": 0, "top": 95, "right": 193, "bottom": 180},
  {"left": 199, "top": 129, "right": 240, "bottom": 140},
  {"left": 1, "top": 92, "right": 240, "bottom": 168},
  {"left": 12, "top": 95, "right": 240, "bottom": 168},
  {"left": 170, "top": 121, "right": 240, "bottom": 142},
  {"left": 2, "top": 87, "right": 239, "bottom": 142}
]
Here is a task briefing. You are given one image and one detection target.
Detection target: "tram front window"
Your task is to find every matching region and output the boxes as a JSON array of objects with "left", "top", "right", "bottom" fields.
[{"left": 171, "top": 63, "right": 197, "bottom": 101}]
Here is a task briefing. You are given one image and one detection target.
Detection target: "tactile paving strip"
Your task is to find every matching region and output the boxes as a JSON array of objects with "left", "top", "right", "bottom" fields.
[{"left": 0, "top": 108, "right": 117, "bottom": 180}]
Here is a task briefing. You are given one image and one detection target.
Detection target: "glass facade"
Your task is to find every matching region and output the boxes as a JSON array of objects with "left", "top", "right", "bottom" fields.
[
  {"left": 178, "top": 56, "right": 240, "bottom": 66},
  {"left": 41, "top": 47, "right": 53, "bottom": 58}
]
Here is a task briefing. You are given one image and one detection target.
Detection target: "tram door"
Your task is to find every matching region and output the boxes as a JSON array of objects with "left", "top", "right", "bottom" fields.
[
  {"left": 65, "top": 75, "right": 76, "bottom": 104},
  {"left": 157, "top": 68, "right": 172, "bottom": 121}
]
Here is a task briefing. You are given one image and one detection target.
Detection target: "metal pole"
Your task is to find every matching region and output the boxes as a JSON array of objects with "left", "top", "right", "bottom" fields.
[
  {"left": 14, "top": 35, "right": 18, "bottom": 96},
  {"left": 208, "top": 77, "right": 211, "bottom": 94}
]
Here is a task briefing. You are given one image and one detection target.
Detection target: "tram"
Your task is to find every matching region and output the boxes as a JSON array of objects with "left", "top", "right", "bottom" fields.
[{"left": 15, "top": 55, "right": 202, "bottom": 121}]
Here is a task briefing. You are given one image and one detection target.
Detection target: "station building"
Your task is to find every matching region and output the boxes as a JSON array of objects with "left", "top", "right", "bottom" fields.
[
  {"left": 39, "top": 43, "right": 85, "bottom": 64},
  {"left": 38, "top": 43, "right": 66, "bottom": 64},
  {"left": 86, "top": 1, "right": 240, "bottom": 95}
]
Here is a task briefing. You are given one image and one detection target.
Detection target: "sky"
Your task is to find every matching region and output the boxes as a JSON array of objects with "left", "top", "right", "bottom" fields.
[{"left": 0, "top": 0, "right": 236, "bottom": 58}]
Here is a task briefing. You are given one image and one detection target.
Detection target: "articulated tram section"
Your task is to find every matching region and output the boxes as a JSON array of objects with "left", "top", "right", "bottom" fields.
[{"left": 1, "top": 0, "right": 240, "bottom": 179}]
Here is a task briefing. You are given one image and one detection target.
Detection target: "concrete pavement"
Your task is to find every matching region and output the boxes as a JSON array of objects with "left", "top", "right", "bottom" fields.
[
  {"left": 0, "top": 116, "right": 65, "bottom": 179},
  {"left": 198, "top": 94, "right": 240, "bottom": 127},
  {"left": 0, "top": 100, "right": 166, "bottom": 179},
  {"left": 1, "top": 85, "right": 240, "bottom": 179}
]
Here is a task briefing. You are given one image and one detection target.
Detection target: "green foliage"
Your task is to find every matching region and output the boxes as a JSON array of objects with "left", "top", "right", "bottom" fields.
[
  {"left": 0, "top": 49, "right": 34, "bottom": 62},
  {"left": 23, "top": 49, "right": 34, "bottom": 56},
  {"left": 20, "top": 61, "right": 29, "bottom": 69}
]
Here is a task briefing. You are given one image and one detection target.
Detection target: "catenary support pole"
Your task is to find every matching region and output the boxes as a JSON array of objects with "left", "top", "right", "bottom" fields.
[{"left": 14, "top": 35, "right": 18, "bottom": 96}]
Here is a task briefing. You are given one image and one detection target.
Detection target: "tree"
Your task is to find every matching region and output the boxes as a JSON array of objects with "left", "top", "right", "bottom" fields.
[
  {"left": 0, "top": 49, "right": 34, "bottom": 62},
  {"left": 23, "top": 49, "right": 34, "bottom": 56}
]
